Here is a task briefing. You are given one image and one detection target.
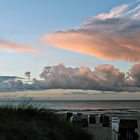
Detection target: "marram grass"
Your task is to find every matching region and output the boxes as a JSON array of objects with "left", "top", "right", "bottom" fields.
[{"left": 0, "top": 104, "right": 92, "bottom": 140}]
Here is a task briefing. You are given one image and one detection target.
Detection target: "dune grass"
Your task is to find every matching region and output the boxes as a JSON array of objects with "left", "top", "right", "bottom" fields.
[{"left": 0, "top": 105, "right": 92, "bottom": 140}]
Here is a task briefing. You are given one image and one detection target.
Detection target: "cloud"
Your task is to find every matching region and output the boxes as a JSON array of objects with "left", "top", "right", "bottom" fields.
[
  {"left": 31, "top": 63, "right": 140, "bottom": 91},
  {"left": 0, "top": 76, "right": 19, "bottom": 83},
  {"left": 0, "top": 40, "right": 39, "bottom": 53},
  {"left": 1, "top": 63, "right": 140, "bottom": 92},
  {"left": 4, "top": 80, "right": 23, "bottom": 88},
  {"left": 36, "top": 63, "right": 125, "bottom": 90},
  {"left": 127, "top": 63, "right": 140, "bottom": 86},
  {"left": 0, "top": 76, "right": 24, "bottom": 92},
  {"left": 42, "top": 1, "right": 140, "bottom": 62}
]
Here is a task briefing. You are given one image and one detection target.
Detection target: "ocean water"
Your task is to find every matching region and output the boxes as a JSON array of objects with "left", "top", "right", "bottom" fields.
[
  {"left": 36, "top": 100, "right": 140, "bottom": 113},
  {"left": 1, "top": 100, "right": 139, "bottom": 113}
]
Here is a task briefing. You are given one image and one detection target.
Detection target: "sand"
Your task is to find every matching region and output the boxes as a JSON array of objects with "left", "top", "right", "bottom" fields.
[{"left": 86, "top": 112, "right": 140, "bottom": 140}]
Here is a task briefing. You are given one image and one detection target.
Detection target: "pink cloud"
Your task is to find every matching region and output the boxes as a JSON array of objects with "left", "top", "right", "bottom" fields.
[
  {"left": 39, "top": 63, "right": 125, "bottom": 89},
  {"left": 0, "top": 40, "right": 39, "bottom": 53},
  {"left": 42, "top": 31, "right": 140, "bottom": 62},
  {"left": 41, "top": 1, "right": 140, "bottom": 62}
]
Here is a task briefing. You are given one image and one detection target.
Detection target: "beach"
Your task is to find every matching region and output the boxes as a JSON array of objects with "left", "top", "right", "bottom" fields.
[
  {"left": 86, "top": 112, "right": 140, "bottom": 140},
  {"left": 0, "top": 99, "right": 139, "bottom": 140},
  {"left": 64, "top": 111, "right": 140, "bottom": 140},
  {"left": 51, "top": 100, "right": 140, "bottom": 140}
]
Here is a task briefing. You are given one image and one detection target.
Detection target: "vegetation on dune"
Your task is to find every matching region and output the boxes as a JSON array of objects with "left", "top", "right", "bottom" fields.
[{"left": 0, "top": 105, "right": 92, "bottom": 140}]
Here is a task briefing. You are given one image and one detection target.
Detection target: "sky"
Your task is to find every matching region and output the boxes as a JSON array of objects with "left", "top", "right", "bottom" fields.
[
  {"left": 0, "top": 0, "right": 140, "bottom": 99},
  {"left": 0, "top": 0, "right": 135, "bottom": 77}
]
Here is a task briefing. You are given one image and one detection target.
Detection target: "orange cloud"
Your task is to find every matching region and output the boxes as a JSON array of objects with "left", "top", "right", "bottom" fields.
[
  {"left": 0, "top": 40, "right": 39, "bottom": 53},
  {"left": 42, "top": 31, "right": 140, "bottom": 62},
  {"left": 41, "top": 1, "right": 140, "bottom": 62}
]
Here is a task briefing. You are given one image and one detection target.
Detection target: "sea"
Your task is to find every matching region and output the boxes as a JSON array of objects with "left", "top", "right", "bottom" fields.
[{"left": 0, "top": 99, "right": 140, "bottom": 114}]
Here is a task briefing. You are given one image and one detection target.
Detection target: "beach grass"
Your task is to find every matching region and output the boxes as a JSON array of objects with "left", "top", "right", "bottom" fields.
[{"left": 0, "top": 105, "right": 92, "bottom": 140}]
